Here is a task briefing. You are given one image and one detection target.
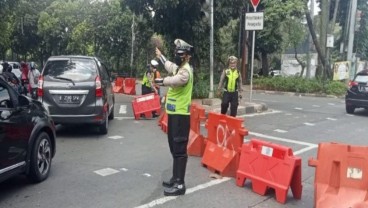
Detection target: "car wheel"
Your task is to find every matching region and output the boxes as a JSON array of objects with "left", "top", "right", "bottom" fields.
[
  {"left": 99, "top": 112, "right": 108, "bottom": 135},
  {"left": 28, "top": 132, "right": 52, "bottom": 183},
  {"left": 346, "top": 105, "right": 355, "bottom": 114},
  {"left": 108, "top": 103, "right": 114, "bottom": 120}
]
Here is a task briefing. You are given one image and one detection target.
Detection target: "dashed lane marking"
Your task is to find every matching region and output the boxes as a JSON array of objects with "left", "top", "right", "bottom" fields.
[
  {"left": 94, "top": 168, "right": 120, "bottom": 176},
  {"left": 294, "top": 107, "right": 303, "bottom": 110},
  {"left": 304, "top": 122, "right": 315, "bottom": 126},
  {"left": 108, "top": 135, "right": 124, "bottom": 140},
  {"left": 119, "top": 105, "right": 127, "bottom": 114},
  {"left": 115, "top": 117, "right": 135, "bottom": 120},
  {"left": 326, "top": 117, "right": 337, "bottom": 121},
  {"left": 274, "top": 129, "right": 288, "bottom": 133},
  {"left": 312, "top": 105, "right": 320, "bottom": 107}
]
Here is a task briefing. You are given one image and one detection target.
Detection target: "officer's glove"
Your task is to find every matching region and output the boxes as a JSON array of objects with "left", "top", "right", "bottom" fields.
[{"left": 154, "top": 78, "right": 164, "bottom": 86}]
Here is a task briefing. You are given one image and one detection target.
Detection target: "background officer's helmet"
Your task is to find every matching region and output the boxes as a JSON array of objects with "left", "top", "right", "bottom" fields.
[
  {"left": 150, "top": 60, "right": 159, "bottom": 68},
  {"left": 228, "top": 56, "right": 238, "bottom": 64}
]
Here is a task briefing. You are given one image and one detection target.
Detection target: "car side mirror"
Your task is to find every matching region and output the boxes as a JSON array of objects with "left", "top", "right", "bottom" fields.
[{"left": 18, "top": 95, "right": 30, "bottom": 107}]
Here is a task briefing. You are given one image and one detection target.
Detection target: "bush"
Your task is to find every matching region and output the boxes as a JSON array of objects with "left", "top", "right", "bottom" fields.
[
  {"left": 192, "top": 71, "right": 210, "bottom": 98},
  {"left": 253, "top": 77, "right": 347, "bottom": 96}
]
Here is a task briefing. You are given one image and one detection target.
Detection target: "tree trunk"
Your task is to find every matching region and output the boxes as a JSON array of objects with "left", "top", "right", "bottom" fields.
[
  {"left": 294, "top": 48, "right": 306, "bottom": 77},
  {"left": 305, "top": 8, "right": 328, "bottom": 77},
  {"left": 261, "top": 51, "right": 268, "bottom": 76}
]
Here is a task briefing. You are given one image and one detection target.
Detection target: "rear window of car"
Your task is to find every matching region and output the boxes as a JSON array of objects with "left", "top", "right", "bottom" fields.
[
  {"left": 354, "top": 75, "right": 368, "bottom": 83},
  {"left": 43, "top": 58, "right": 97, "bottom": 81}
]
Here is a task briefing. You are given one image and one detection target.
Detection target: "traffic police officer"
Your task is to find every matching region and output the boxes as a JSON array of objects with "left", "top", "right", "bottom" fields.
[
  {"left": 141, "top": 60, "right": 159, "bottom": 95},
  {"left": 155, "top": 39, "right": 193, "bottom": 196},
  {"left": 217, "top": 56, "right": 243, "bottom": 117}
]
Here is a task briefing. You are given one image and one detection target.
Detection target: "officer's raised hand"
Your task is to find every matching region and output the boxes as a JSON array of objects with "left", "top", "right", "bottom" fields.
[{"left": 155, "top": 47, "right": 162, "bottom": 58}]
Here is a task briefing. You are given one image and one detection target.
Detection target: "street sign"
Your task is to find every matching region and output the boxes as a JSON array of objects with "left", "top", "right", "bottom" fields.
[
  {"left": 250, "top": 0, "right": 260, "bottom": 8},
  {"left": 245, "top": 12, "right": 264, "bottom": 30}
]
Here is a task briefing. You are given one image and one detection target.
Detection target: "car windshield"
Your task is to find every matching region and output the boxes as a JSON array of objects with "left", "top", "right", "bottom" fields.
[
  {"left": 354, "top": 75, "right": 368, "bottom": 83},
  {"left": 43, "top": 58, "right": 97, "bottom": 82}
]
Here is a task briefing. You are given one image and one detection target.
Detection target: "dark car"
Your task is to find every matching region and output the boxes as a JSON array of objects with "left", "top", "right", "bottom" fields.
[
  {"left": 345, "top": 69, "right": 368, "bottom": 114},
  {"left": 0, "top": 76, "right": 56, "bottom": 183},
  {"left": 38, "top": 55, "right": 115, "bottom": 134}
]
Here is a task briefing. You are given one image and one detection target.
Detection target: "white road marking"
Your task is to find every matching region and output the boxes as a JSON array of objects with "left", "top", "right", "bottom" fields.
[
  {"left": 328, "top": 103, "right": 335, "bottom": 106},
  {"left": 249, "top": 132, "right": 317, "bottom": 147},
  {"left": 142, "top": 173, "right": 151, "bottom": 177},
  {"left": 326, "top": 117, "right": 337, "bottom": 121},
  {"left": 304, "top": 122, "right": 315, "bottom": 126},
  {"left": 94, "top": 168, "right": 119, "bottom": 176},
  {"left": 346, "top": 114, "right": 354, "bottom": 116},
  {"left": 108, "top": 135, "right": 124, "bottom": 140},
  {"left": 312, "top": 105, "right": 320, "bottom": 107},
  {"left": 115, "top": 116, "right": 135, "bottom": 120},
  {"left": 274, "top": 129, "right": 288, "bottom": 133},
  {"left": 134, "top": 177, "right": 231, "bottom": 208},
  {"left": 119, "top": 105, "right": 127, "bottom": 114},
  {"left": 120, "top": 168, "right": 128, "bottom": 172},
  {"left": 294, "top": 107, "right": 303, "bottom": 110},
  {"left": 285, "top": 113, "right": 292, "bottom": 116}
]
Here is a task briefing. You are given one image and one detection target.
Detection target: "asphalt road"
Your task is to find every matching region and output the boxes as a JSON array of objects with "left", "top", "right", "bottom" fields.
[{"left": 0, "top": 90, "right": 367, "bottom": 208}]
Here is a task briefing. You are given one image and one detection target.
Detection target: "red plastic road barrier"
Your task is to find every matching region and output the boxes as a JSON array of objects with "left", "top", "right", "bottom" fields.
[
  {"left": 201, "top": 112, "right": 248, "bottom": 177},
  {"left": 123, "top": 78, "right": 136, "bottom": 95},
  {"left": 236, "top": 139, "right": 302, "bottom": 204},
  {"left": 132, "top": 93, "right": 161, "bottom": 120},
  {"left": 187, "top": 103, "right": 206, "bottom": 157},
  {"left": 309, "top": 142, "right": 368, "bottom": 208},
  {"left": 113, "top": 77, "right": 124, "bottom": 93},
  {"left": 157, "top": 111, "right": 168, "bottom": 133}
]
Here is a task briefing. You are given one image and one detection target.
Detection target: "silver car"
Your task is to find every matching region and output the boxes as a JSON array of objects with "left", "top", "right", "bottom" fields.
[{"left": 38, "top": 56, "right": 115, "bottom": 134}]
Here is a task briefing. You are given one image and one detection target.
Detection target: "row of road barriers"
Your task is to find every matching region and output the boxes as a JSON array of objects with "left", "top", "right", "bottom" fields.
[
  {"left": 156, "top": 103, "right": 368, "bottom": 207},
  {"left": 113, "top": 76, "right": 136, "bottom": 95}
]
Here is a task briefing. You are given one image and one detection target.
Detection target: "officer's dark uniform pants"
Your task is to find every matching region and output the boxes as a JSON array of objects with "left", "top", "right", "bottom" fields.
[
  {"left": 167, "top": 114, "right": 190, "bottom": 184},
  {"left": 221, "top": 91, "right": 239, "bottom": 117}
]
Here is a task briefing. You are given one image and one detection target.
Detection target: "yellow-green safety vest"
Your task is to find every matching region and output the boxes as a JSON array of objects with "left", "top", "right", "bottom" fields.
[
  {"left": 224, "top": 68, "right": 239, "bottom": 92},
  {"left": 165, "top": 63, "right": 193, "bottom": 115}
]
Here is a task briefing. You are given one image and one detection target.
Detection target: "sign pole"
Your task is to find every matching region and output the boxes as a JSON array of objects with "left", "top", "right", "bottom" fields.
[{"left": 249, "top": 6, "right": 257, "bottom": 102}]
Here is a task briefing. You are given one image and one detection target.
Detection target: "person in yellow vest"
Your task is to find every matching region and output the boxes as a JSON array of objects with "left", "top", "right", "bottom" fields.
[
  {"left": 154, "top": 39, "right": 193, "bottom": 196},
  {"left": 217, "top": 56, "right": 243, "bottom": 117},
  {"left": 141, "top": 60, "right": 159, "bottom": 95}
]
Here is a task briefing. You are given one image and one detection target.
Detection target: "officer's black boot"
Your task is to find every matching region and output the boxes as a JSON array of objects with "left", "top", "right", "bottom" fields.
[
  {"left": 164, "top": 157, "right": 187, "bottom": 196},
  {"left": 162, "top": 159, "right": 177, "bottom": 188}
]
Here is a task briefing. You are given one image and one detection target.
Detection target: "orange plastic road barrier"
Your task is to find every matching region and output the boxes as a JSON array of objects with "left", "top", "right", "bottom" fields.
[
  {"left": 309, "top": 142, "right": 368, "bottom": 208},
  {"left": 123, "top": 78, "right": 136, "bottom": 95},
  {"left": 157, "top": 111, "right": 168, "bottom": 133},
  {"left": 132, "top": 93, "right": 161, "bottom": 120},
  {"left": 187, "top": 103, "right": 206, "bottom": 157},
  {"left": 201, "top": 112, "right": 248, "bottom": 177},
  {"left": 113, "top": 77, "right": 124, "bottom": 93},
  {"left": 236, "top": 139, "right": 302, "bottom": 204}
]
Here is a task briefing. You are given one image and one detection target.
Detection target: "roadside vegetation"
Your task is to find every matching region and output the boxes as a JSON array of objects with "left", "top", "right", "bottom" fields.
[{"left": 253, "top": 76, "right": 347, "bottom": 97}]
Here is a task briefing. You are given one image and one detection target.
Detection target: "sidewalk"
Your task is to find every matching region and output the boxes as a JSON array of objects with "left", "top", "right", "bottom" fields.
[{"left": 193, "top": 85, "right": 268, "bottom": 115}]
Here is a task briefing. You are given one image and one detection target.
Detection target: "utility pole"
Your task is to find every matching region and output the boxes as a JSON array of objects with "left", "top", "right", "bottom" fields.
[
  {"left": 306, "top": 0, "right": 315, "bottom": 79},
  {"left": 130, "top": 15, "right": 135, "bottom": 77},
  {"left": 347, "top": 0, "right": 357, "bottom": 74},
  {"left": 209, "top": 0, "right": 214, "bottom": 98},
  {"left": 319, "top": 0, "right": 328, "bottom": 78}
]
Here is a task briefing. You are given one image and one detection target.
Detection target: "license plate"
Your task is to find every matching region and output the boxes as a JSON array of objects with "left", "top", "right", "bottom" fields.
[{"left": 59, "top": 95, "right": 81, "bottom": 104}]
